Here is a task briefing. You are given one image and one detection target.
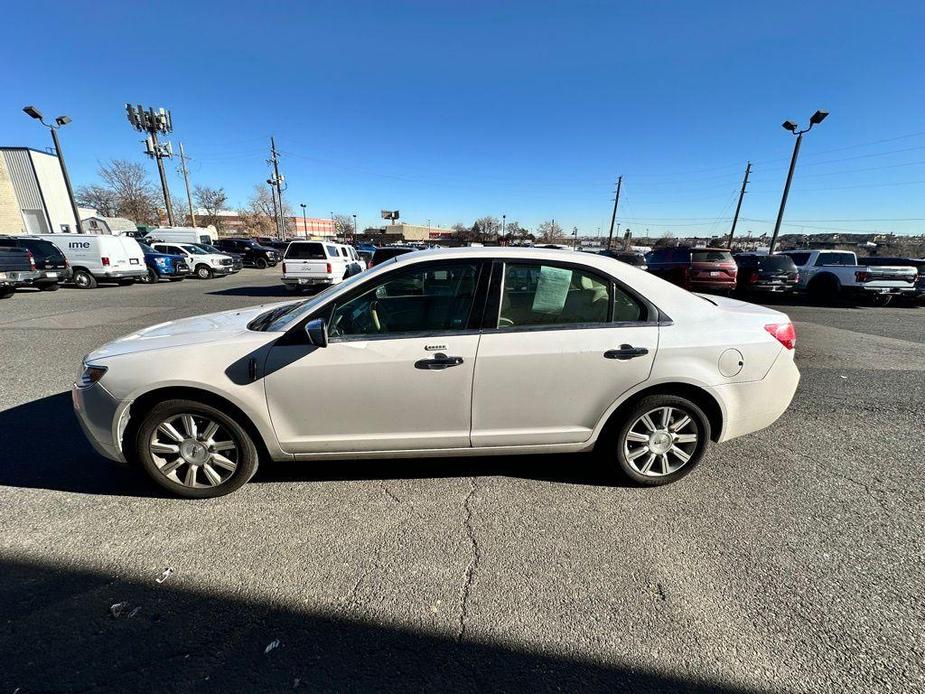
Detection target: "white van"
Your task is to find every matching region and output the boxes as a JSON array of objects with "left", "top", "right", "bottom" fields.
[
  {"left": 145, "top": 227, "right": 215, "bottom": 245},
  {"left": 34, "top": 234, "right": 146, "bottom": 289}
]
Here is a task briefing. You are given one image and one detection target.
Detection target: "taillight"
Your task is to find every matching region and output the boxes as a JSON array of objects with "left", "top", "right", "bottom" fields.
[
  {"left": 27, "top": 251, "right": 35, "bottom": 269},
  {"left": 748, "top": 269, "right": 759, "bottom": 284},
  {"left": 102, "top": 256, "right": 110, "bottom": 266},
  {"left": 326, "top": 262, "right": 332, "bottom": 274},
  {"left": 282, "top": 262, "right": 287, "bottom": 273},
  {"left": 764, "top": 322, "right": 796, "bottom": 350},
  {"left": 855, "top": 270, "right": 871, "bottom": 283}
]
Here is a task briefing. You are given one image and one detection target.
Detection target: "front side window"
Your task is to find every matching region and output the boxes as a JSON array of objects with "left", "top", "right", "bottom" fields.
[
  {"left": 329, "top": 262, "right": 479, "bottom": 338},
  {"left": 499, "top": 263, "right": 633, "bottom": 328}
]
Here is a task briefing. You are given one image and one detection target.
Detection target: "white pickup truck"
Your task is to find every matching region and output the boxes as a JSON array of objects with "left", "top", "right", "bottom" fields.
[
  {"left": 281, "top": 241, "right": 352, "bottom": 292},
  {"left": 779, "top": 250, "right": 917, "bottom": 303}
]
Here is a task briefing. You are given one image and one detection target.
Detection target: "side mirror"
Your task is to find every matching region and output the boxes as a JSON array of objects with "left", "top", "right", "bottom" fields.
[{"left": 304, "top": 318, "right": 328, "bottom": 348}]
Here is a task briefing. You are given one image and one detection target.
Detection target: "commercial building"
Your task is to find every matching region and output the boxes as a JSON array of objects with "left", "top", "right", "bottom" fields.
[
  {"left": 290, "top": 216, "right": 335, "bottom": 238},
  {"left": 375, "top": 223, "right": 453, "bottom": 242},
  {"left": 0, "top": 147, "right": 79, "bottom": 235}
]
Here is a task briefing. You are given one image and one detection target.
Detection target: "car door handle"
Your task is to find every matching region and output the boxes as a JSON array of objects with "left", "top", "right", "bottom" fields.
[
  {"left": 414, "top": 353, "right": 464, "bottom": 370},
  {"left": 604, "top": 345, "right": 649, "bottom": 360}
]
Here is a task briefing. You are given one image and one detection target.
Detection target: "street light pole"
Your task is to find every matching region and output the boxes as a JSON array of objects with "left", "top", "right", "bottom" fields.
[
  {"left": 768, "top": 110, "right": 829, "bottom": 253},
  {"left": 502, "top": 214, "right": 506, "bottom": 245},
  {"left": 300, "top": 203, "right": 307, "bottom": 238},
  {"left": 352, "top": 214, "right": 357, "bottom": 243},
  {"left": 23, "top": 107, "right": 82, "bottom": 233}
]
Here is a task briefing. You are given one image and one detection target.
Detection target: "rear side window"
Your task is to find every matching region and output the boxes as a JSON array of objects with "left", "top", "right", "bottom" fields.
[
  {"left": 285, "top": 243, "right": 326, "bottom": 260},
  {"left": 691, "top": 250, "right": 733, "bottom": 263},
  {"left": 815, "top": 252, "right": 855, "bottom": 266},
  {"left": 499, "top": 263, "right": 632, "bottom": 327}
]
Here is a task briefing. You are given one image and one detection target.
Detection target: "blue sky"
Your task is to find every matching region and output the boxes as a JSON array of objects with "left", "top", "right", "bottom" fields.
[{"left": 3, "top": 0, "right": 924, "bottom": 236}]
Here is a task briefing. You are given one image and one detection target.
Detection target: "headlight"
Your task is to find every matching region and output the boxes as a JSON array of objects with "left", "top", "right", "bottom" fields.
[{"left": 77, "top": 363, "right": 108, "bottom": 388}]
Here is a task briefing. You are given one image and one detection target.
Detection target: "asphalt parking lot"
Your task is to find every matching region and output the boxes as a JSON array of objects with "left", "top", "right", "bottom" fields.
[{"left": 0, "top": 271, "right": 922, "bottom": 694}]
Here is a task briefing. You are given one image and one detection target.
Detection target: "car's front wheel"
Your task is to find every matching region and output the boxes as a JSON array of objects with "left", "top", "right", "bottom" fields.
[
  {"left": 255, "top": 257, "right": 268, "bottom": 269},
  {"left": 613, "top": 395, "right": 711, "bottom": 485},
  {"left": 134, "top": 399, "right": 259, "bottom": 498},
  {"left": 139, "top": 267, "right": 159, "bottom": 284},
  {"left": 196, "top": 264, "right": 213, "bottom": 280}
]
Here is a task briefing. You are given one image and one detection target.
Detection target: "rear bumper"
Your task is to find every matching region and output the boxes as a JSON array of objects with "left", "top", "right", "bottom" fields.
[
  {"left": 282, "top": 275, "right": 336, "bottom": 286},
  {"left": 741, "top": 282, "right": 798, "bottom": 293},
  {"left": 6, "top": 270, "right": 41, "bottom": 285},
  {"left": 72, "top": 381, "right": 127, "bottom": 463},
  {"left": 35, "top": 268, "right": 72, "bottom": 283},
  {"left": 710, "top": 350, "right": 800, "bottom": 443},
  {"left": 96, "top": 268, "right": 147, "bottom": 280},
  {"left": 689, "top": 280, "right": 736, "bottom": 292},
  {"left": 854, "top": 285, "right": 917, "bottom": 296}
]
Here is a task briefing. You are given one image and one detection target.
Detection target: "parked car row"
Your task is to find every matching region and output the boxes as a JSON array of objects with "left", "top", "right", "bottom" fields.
[
  {"left": 596, "top": 245, "right": 922, "bottom": 305},
  {"left": 0, "top": 231, "right": 283, "bottom": 297}
]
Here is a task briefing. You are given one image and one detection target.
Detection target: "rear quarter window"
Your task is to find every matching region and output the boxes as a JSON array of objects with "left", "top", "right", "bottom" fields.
[
  {"left": 285, "top": 243, "right": 326, "bottom": 260},
  {"left": 783, "top": 252, "right": 811, "bottom": 266}
]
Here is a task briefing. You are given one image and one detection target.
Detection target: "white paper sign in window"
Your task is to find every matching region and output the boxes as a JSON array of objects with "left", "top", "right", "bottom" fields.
[{"left": 531, "top": 266, "right": 572, "bottom": 314}]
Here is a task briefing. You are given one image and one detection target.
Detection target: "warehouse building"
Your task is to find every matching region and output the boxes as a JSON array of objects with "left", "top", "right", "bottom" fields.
[{"left": 0, "top": 147, "right": 79, "bottom": 235}]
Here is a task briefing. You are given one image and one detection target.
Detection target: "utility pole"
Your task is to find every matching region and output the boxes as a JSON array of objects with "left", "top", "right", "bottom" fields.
[
  {"left": 126, "top": 105, "right": 176, "bottom": 226},
  {"left": 178, "top": 142, "right": 196, "bottom": 227},
  {"left": 267, "top": 137, "right": 285, "bottom": 239},
  {"left": 607, "top": 175, "right": 623, "bottom": 249},
  {"left": 726, "top": 161, "right": 751, "bottom": 249}
]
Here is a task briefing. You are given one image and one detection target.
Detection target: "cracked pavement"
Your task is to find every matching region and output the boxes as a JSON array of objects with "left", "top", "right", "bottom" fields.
[{"left": 0, "top": 271, "right": 922, "bottom": 693}]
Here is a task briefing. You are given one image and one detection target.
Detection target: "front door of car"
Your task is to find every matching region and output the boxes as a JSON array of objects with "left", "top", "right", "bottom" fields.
[
  {"left": 264, "top": 259, "right": 487, "bottom": 454},
  {"left": 470, "top": 260, "right": 658, "bottom": 447}
]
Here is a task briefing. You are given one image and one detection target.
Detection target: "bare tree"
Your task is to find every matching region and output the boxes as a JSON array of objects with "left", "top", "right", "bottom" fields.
[
  {"left": 474, "top": 215, "right": 501, "bottom": 240},
  {"left": 333, "top": 214, "right": 355, "bottom": 239},
  {"left": 74, "top": 184, "right": 118, "bottom": 218},
  {"left": 536, "top": 219, "right": 565, "bottom": 243},
  {"left": 171, "top": 194, "right": 190, "bottom": 226},
  {"left": 194, "top": 185, "right": 228, "bottom": 231},
  {"left": 238, "top": 185, "right": 294, "bottom": 237},
  {"left": 77, "top": 160, "right": 160, "bottom": 224}
]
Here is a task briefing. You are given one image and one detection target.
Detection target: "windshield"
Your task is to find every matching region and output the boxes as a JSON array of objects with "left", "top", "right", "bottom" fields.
[
  {"left": 252, "top": 270, "right": 373, "bottom": 332},
  {"left": 138, "top": 242, "right": 154, "bottom": 253},
  {"left": 197, "top": 244, "right": 223, "bottom": 254},
  {"left": 182, "top": 245, "right": 207, "bottom": 255}
]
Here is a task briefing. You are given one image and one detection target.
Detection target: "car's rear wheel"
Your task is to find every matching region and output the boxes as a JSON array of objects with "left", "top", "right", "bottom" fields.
[
  {"left": 0, "top": 286, "right": 14, "bottom": 299},
  {"left": 38, "top": 282, "right": 60, "bottom": 291},
  {"left": 196, "top": 264, "right": 213, "bottom": 280},
  {"left": 808, "top": 274, "right": 839, "bottom": 303},
  {"left": 73, "top": 269, "right": 97, "bottom": 289},
  {"left": 135, "top": 399, "right": 259, "bottom": 498},
  {"left": 613, "top": 395, "right": 711, "bottom": 485}
]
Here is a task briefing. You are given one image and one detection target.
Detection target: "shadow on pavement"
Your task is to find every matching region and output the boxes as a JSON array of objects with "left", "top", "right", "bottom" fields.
[
  {"left": 0, "top": 392, "right": 156, "bottom": 497},
  {"left": 0, "top": 392, "right": 626, "bottom": 496},
  {"left": 206, "top": 284, "right": 298, "bottom": 298},
  {"left": 0, "top": 556, "right": 760, "bottom": 694}
]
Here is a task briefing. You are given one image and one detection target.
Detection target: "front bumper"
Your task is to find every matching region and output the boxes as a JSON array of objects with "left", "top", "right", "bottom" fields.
[
  {"left": 72, "top": 381, "right": 127, "bottom": 463},
  {"left": 155, "top": 264, "right": 190, "bottom": 278}
]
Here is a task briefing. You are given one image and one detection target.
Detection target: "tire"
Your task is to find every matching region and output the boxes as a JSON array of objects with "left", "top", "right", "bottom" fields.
[
  {"left": 808, "top": 274, "right": 839, "bottom": 303},
  {"left": 611, "top": 395, "right": 711, "bottom": 486},
  {"left": 139, "top": 267, "right": 159, "bottom": 284},
  {"left": 168, "top": 277, "right": 185, "bottom": 282},
  {"left": 196, "top": 264, "right": 214, "bottom": 280},
  {"left": 255, "top": 257, "right": 268, "bottom": 270},
  {"left": 73, "top": 269, "right": 97, "bottom": 289},
  {"left": 0, "top": 286, "right": 14, "bottom": 299},
  {"left": 117, "top": 278, "right": 136, "bottom": 286},
  {"left": 38, "top": 283, "right": 60, "bottom": 291},
  {"left": 134, "top": 399, "right": 259, "bottom": 499},
  {"left": 284, "top": 284, "right": 301, "bottom": 293}
]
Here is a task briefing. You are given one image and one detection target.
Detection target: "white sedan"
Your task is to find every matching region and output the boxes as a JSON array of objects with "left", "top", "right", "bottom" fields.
[{"left": 73, "top": 247, "right": 799, "bottom": 498}]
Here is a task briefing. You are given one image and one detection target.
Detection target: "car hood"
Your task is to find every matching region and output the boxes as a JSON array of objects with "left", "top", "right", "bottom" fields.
[{"left": 86, "top": 302, "right": 297, "bottom": 361}]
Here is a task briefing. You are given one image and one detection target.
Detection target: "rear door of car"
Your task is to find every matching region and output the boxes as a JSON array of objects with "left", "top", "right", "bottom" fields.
[{"left": 470, "top": 258, "right": 658, "bottom": 447}]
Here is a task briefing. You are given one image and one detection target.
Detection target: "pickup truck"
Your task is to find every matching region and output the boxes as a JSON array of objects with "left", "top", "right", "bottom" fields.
[
  {"left": 779, "top": 250, "right": 917, "bottom": 303},
  {"left": 281, "top": 240, "right": 350, "bottom": 292},
  {"left": 0, "top": 247, "right": 37, "bottom": 299}
]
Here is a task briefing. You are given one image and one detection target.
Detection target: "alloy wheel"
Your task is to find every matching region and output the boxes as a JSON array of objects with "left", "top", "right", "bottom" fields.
[
  {"left": 148, "top": 413, "right": 239, "bottom": 488},
  {"left": 622, "top": 406, "right": 699, "bottom": 477}
]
